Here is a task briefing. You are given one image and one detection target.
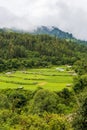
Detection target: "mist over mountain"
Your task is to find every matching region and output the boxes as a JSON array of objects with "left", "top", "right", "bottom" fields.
[
  {"left": 33, "top": 26, "right": 74, "bottom": 39},
  {"left": 0, "top": 26, "right": 87, "bottom": 44},
  {"left": 32, "top": 26, "right": 87, "bottom": 44}
]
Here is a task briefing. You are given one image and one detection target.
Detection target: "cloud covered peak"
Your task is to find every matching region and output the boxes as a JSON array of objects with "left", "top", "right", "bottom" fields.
[{"left": 0, "top": 0, "right": 87, "bottom": 40}]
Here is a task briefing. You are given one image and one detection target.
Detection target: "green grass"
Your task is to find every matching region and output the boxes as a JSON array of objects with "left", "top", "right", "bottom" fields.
[{"left": 0, "top": 66, "right": 73, "bottom": 91}]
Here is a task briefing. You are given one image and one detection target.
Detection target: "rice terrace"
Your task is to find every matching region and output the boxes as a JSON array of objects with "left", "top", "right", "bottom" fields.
[{"left": 0, "top": 66, "right": 74, "bottom": 91}]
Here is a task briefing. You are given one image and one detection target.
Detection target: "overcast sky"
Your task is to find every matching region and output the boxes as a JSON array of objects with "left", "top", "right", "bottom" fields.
[{"left": 0, "top": 0, "right": 87, "bottom": 40}]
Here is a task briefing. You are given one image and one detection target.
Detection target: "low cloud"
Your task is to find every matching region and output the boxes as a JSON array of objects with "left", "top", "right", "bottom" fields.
[
  {"left": 0, "top": 7, "right": 34, "bottom": 30},
  {"left": 0, "top": 0, "right": 87, "bottom": 40}
]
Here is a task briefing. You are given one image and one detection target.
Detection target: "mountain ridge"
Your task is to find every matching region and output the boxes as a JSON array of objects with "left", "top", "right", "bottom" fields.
[
  {"left": 32, "top": 26, "right": 87, "bottom": 44},
  {"left": 0, "top": 26, "right": 87, "bottom": 44},
  {"left": 33, "top": 26, "right": 74, "bottom": 39}
]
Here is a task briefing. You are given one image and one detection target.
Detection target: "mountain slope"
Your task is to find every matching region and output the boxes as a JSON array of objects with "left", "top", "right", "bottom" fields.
[
  {"left": 0, "top": 26, "right": 87, "bottom": 44},
  {"left": 33, "top": 26, "right": 74, "bottom": 39},
  {"left": 33, "top": 26, "right": 87, "bottom": 45},
  {"left": 0, "top": 31, "right": 87, "bottom": 71}
]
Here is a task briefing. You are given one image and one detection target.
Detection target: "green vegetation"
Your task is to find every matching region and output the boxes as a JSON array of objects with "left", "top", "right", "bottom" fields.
[
  {"left": 73, "top": 96, "right": 87, "bottom": 130},
  {"left": 0, "top": 88, "right": 74, "bottom": 129},
  {"left": 0, "top": 67, "right": 73, "bottom": 91},
  {"left": 72, "top": 67, "right": 87, "bottom": 130},
  {"left": 73, "top": 59, "right": 87, "bottom": 75},
  {"left": 0, "top": 31, "right": 87, "bottom": 129},
  {"left": 0, "top": 66, "right": 75, "bottom": 130},
  {"left": 0, "top": 31, "right": 87, "bottom": 72}
]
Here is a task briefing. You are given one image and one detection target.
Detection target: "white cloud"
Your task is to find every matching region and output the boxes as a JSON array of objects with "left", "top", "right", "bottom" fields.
[{"left": 0, "top": 0, "right": 87, "bottom": 40}]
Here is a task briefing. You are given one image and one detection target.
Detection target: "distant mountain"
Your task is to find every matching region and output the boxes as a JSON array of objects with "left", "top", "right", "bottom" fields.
[
  {"left": 33, "top": 26, "right": 87, "bottom": 44},
  {"left": 0, "top": 26, "right": 87, "bottom": 44},
  {"left": 33, "top": 26, "right": 74, "bottom": 39}
]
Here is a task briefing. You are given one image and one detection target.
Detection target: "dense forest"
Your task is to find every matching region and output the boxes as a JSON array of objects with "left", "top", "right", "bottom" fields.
[
  {"left": 0, "top": 31, "right": 87, "bottom": 129},
  {"left": 0, "top": 31, "right": 87, "bottom": 72}
]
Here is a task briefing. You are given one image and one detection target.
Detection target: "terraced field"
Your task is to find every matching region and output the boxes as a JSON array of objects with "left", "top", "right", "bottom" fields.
[{"left": 0, "top": 66, "right": 74, "bottom": 91}]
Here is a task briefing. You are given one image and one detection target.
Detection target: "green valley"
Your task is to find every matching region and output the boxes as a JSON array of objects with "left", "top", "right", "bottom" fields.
[{"left": 0, "top": 31, "right": 87, "bottom": 130}]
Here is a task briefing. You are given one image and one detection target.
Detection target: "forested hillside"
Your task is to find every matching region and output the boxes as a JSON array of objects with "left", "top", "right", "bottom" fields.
[
  {"left": 0, "top": 31, "right": 87, "bottom": 71},
  {"left": 0, "top": 31, "right": 87, "bottom": 130}
]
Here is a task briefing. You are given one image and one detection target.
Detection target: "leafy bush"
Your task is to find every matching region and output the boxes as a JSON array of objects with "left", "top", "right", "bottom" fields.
[
  {"left": 73, "top": 75, "right": 87, "bottom": 93},
  {"left": 29, "top": 89, "right": 60, "bottom": 114},
  {"left": 73, "top": 97, "right": 87, "bottom": 130}
]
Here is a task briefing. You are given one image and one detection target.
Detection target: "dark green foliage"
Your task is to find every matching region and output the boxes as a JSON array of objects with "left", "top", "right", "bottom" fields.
[
  {"left": 0, "top": 111, "right": 70, "bottom": 130},
  {"left": 57, "top": 88, "right": 74, "bottom": 105},
  {"left": 73, "top": 59, "right": 87, "bottom": 75},
  {"left": 0, "top": 89, "right": 74, "bottom": 114},
  {"left": 0, "top": 31, "right": 87, "bottom": 71},
  {"left": 73, "top": 97, "right": 87, "bottom": 130},
  {"left": 73, "top": 75, "right": 87, "bottom": 93},
  {"left": 0, "top": 89, "right": 73, "bottom": 129},
  {"left": 29, "top": 89, "right": 59, "bottom": 114}
]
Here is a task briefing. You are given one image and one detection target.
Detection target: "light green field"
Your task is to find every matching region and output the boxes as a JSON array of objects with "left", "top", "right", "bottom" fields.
[{"left": 0, "top": 66, "right": 74, "bottom": 91}]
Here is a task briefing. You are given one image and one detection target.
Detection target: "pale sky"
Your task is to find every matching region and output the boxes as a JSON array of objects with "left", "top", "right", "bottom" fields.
[{"left": 0, "top": 0, "right": 87, "bottom": 40}]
